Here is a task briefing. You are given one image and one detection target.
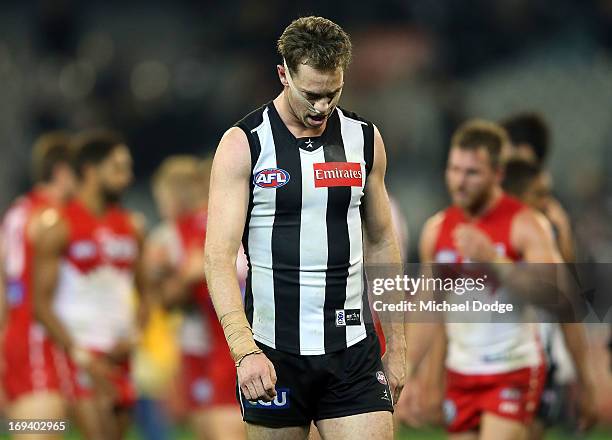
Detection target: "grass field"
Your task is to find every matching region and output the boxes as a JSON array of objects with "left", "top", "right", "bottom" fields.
[{"left": 3, "top": 425, "right": 611, "bottom": 439}]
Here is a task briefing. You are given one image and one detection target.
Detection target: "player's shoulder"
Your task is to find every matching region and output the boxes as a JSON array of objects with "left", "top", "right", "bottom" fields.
[
  {"left": 336, "top": 107, "right": 373, "bottom": 126},
  {"left": 420, "top": 211, "right": 445, "bottom": 261},
  {"left": 215, "top": 120, "right": 252, "bottom": 179},
  {"left": 422, "top": 211, "right": 445, "bottom": 237},
  {"left": 234, "top": 102, "right": 269, "bottom": 133},
  {"left": 3, "top": 191, "right": 40, "bottom": 217},
  {"left": 29, "top": 206, "right": 68, "bottom": 245},
  {"left": 512, "top": 205, "right": 550, "bottom": 234}
]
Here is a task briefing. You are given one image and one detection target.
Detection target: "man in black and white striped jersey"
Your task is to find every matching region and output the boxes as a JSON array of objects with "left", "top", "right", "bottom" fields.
[{"left": 204, "top": 16, "right": 405, "bottom": 440}]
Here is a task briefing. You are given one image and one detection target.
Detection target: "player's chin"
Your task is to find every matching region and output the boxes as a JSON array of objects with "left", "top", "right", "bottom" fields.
[{"left": 452, "top": 195, "right": 471, "bottom": 209}]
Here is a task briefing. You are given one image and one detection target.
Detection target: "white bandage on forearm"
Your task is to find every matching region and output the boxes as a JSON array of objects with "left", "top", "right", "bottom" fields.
[{"left": 220, "top": 310, "right": 262, "bottom": 366}]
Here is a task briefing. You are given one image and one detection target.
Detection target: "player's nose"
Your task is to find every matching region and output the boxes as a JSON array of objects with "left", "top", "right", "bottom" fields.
[{"left": 314, "top": 99, "right": 330, "bottom": 114}]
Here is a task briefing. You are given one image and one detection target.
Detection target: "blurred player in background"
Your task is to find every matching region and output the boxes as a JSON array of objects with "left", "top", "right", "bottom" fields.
[
  {"left": 502, "top": 112, "right": 598, "bottom": 437},
  {"left": 501, "top": 112, "right": 574, "bottom": 262},
  {"left": 146, "top": 155, "right": 244, "bottom": 440},
  {"left": 502, "top": 158, "right": 596, "bottom": 438},
  {"left": 0, "top": 132, "right": 77, "bottom": 439},
  {"left": 32, "top": 130, "right": 146, "bottom": 440},
  {"left": 417, "top": 120, "right": 563, "bottom": 439}
]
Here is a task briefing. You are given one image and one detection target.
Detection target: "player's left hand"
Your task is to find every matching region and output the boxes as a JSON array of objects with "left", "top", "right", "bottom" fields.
[
  {"left": 381, "top": 341, "right": 405, "bottom": 404},
  {"left": 453, "top": 224, "right": 497, "bottom": 262}
]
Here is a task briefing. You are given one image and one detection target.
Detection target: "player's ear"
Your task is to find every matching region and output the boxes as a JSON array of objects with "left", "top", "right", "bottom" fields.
[{"left": 277, "top": 64, "right": 289, "bottom": 87}]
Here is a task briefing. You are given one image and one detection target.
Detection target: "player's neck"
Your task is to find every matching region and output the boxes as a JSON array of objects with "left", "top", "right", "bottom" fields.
[
  {"left": 274, "top": 93, "right": 327, "bottom": 139},
  {"left": 77, "top": 185, "right": 107, "bottom": 218},
  {"left": 462, "top": 186, "right": 503, "bottom": 220}
]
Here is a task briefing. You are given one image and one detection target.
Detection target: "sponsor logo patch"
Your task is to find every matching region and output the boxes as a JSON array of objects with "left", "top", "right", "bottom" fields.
[
  {"left": 500, "top": 387, "right": 521, "bottom": 401},
  {"left": 499, "top": 401, "right": 520, "bottom": 414},
  {"left": 313, "top": 162, "right": 362, "bottom": 188},
  {"left": 335, "top": 309, "right": 361, "bottom": 326},
  {"left": 70, "top": 240, "right": 98, "bottom": 260},
  {"left": 254, "top": 168, "right": 290, "bottom": 189},
  {"left": 335, "top": 310, "right": 346, "bottom": 326},
  {"left": 381, "top": 389, "right": 391, "bottom": 402},
  {"left": 244, "top": 388, "right": 290, "bottom": 409}
]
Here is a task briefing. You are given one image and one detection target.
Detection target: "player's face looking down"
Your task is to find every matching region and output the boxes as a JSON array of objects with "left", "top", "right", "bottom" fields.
[
  {"left": 97, "top": 145, "right": 133, "bottom": 203},
  {"left": 446, "top": 146, "right": 501, "bottom": 214},
  {"left": 280, "top": 62, "right": 344, "bottom": 128}
]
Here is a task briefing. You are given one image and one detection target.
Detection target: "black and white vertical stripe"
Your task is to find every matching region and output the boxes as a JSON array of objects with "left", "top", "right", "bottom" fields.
[{"left": 236, "top": 103, "right": 374, "bottom": 355}]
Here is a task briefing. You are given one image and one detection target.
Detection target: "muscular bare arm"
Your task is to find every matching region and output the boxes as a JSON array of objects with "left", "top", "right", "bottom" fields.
[
  {"left": 512, "top": 209, "right": 563, "bottom": 264},
  {"left": 204, "top": 127, "right": 276, "bottom": 402},
  {"left": 404, "top": 213, "right": 446, "bottom": 377},
  {"left": 400, "top": 213, "right": 446, "bottom": 427},
  {"left": 31, "top": 209, "right": 75, "bottom": 352},
  {"left": 514, "top": 211, "right": 596, "bottom": 430},
  {"left": 362, "top": 125, "right": 405, "bottom": 401}
]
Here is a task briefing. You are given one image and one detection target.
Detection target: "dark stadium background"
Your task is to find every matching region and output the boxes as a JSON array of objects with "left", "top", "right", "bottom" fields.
[{"left": 1, "top": 0, "right": 611, "bottom": 438}]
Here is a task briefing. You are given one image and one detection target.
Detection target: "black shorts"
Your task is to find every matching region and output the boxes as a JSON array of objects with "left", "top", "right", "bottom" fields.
[{"left": 237, "top": 332, "right": 394, "bottom": 428}]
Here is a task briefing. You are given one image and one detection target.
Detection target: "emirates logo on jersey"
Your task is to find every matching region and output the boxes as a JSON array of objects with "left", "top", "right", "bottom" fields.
[{"left": 313, "top": 162, "right": 362, "bottom": 188}]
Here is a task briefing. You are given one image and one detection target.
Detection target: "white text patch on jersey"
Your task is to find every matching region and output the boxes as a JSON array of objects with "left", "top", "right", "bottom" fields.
[{"left": 313, "top": 162, "right": 363, "bottom": 188}]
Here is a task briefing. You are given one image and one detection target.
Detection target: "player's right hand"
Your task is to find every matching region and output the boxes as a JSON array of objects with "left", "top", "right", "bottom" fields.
[
  {"left": 238, "top": 352, "right": 277, "bottom": 402},
  {"left": 395, "top": 378, "right": 423, "bottom": 427}
]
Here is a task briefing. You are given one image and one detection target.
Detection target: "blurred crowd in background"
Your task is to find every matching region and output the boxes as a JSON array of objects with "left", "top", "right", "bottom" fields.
[
  {"left": 1, "top": 0, "right": 612, "bottom": 437},
  {"left": 1, "top": 0, "right": 611, "bottom": 260}
]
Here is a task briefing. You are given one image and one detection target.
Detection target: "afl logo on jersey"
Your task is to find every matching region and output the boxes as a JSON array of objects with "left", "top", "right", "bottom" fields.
[{"left": 254, "top": 168, "right": 290, "bottom": 189}]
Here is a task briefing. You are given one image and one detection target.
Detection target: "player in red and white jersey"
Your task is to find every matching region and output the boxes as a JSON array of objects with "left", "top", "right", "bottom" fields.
[
  {"left": 32, "top": 130, "right": 146, "bottom": 440},
  {"left": 409, "top": 120, "right": 565, "bottom": 439},
  {"left": 502, "top": 158, "right": 597, "bottom": 437},
  {"left": 146, "top": 155, "right": 244, "bottom": 440},
  {"left": 0, "top": 132, "right": 77, "bottom": 435}
]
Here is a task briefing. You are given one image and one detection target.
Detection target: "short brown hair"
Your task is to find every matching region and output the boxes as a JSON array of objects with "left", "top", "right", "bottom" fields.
[
  {"left": 31, "top": 130, "right": 74, "bottom": 183},
  {"left": 277, "top": 16, "right": 352, "bottom": 74},
  {"left": 451, "top": 119, "right": 509, "bottom": 168},
  {"left": 152, "top": 155, "right": 200, "bottom": 193}
]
